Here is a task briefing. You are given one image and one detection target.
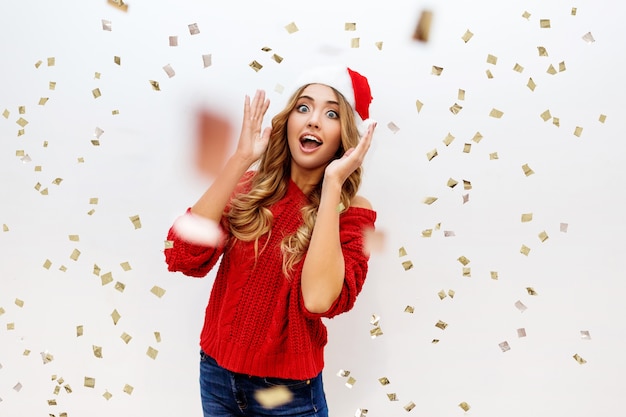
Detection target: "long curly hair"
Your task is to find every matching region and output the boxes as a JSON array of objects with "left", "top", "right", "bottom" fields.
[{"left": 227, "top": 84, "right": 363, "bottom": 277}]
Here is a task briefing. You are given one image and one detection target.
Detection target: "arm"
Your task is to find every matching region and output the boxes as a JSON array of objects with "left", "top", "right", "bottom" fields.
[{"left": 300, "top": 122, "right": 376, "bottom": 314}]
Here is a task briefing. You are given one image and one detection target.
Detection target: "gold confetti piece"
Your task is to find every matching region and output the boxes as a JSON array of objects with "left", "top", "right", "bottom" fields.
[
  {"left": 461, "top": 29, "right": 473, "bottom": 43},
  {"left": 462, "top": 143, "right": 471, "bottom": 153},
  {"left": 457, "top": 256, "right": 470, "bottom": 266},
  {"left": 540, "top": 19, "right": 551, "bottom": 28},
  {"left": 336, "top": 369, "right": 350, "bottom": 377},
  {"left": 443, "top": 132, "right": 455, "bottom": 146},
  {"left": 435, "top": 320, "right": 448, "bottom": 330},
  {"left": 423, "top": 197, "right": 438, "bottom": 205},
  {"left": 432, "top": 339, "right": 440, "bottom": 344},
  {"left": 92, "top": 88, "right": 102, "bottom": 99},
  {"left": 599, "top": 114, "right": 607, "bottom": 123},
  {"left": 522, "top": 11, "right": 531, "bottom": 19},
  {"left": 538, "top": 231, "right": 549, "bottom": 242},
  {"left": 255, "top": 385, "right": 294, "bottom": 409},
  {"left": 448, "top": 289, "right": 455, "bottom": 298},
  {"left": 261, "top": 46, "right": 272, "bottom": 52},
  {"left": 515, "top": 300, "right": 528, "bottom": 312},
  {"left": 2, "top": 224, "right": 8, "bottom": 232},
  {"left": 491, "top": 271, "right": 498, "bottom": 280},
  {"left": 350, "top": 38, "right": 360, "bottom": 48},
  {"left": 149, "top": 80, "right": 160, "bottom": 91},
  {"left": 413, "top": 10, "right": 433, "bottom": 42},
  {"left": 573, "top": 353, "right": 587, "bottom": 364},
  {"left": 154, "top": 331, "right": 162, "bottom": 342},
  {"left": 49, "top": 81, "right": 56, "bottom": 90},
  {"left": 547, "top": 64, "right": 557, "bottom": 75},
  {"left": 102, "top": 19, "right": 112, "bottom": 31},
  {"left": 399, "top": 247, "right": 407, "bottom": 257},
  {"left": 581, "top": 330, "right": 591, "bottom": 340},
  {"left": 459, "top": 402, "right": 471, "bottom": 412},
  {"left": 345, "top": 376, "right": 356, "bottom": 388},
  {"left": 47, "top": 399, "right": 56, "bottom": 405},
  {"left": 438, "top": 290, "right": 447, "bottom": 300},
  {"left": 387, "top": 393, "right": 398, "bottom": 401},
  {"left": 404, "top": 305, "right": 414, "bottom": 313},
  {"left": 271, "top": 54, "right": 283, "bottom": 64},
  {"left": 123, "top": 384, "right": 134, "bottom": 394},
  {"left": 522, "top": 164, "right": 534, "bottom": 176},
  {"left": 456, "top": 90, "right": 466, "bottom": 102},
  {"left": 23, "top": 349, "right": 31, "bottom": 356},
  {"left": 463, "top": 180, "right": 472, "bottom": 190},
  {"left": 489, "top": 108, "right": 503, "bottom": 118},
  {"left": 34, "top": 165, "right": 42, "bottom": 171},
  {"left": 421, "top": 229, "right": 432, "bottom": 238},
  {"left": 52, "top": 178, "right": 63, "bottom": 185},
  {"left": 77, "top": 325, "right": 84, "bottom": 337},
  {"left": 370, "top": 314, "right": 381, "bottom": 326},
  {"left": 462, "top": 194, "right": 469, "bottom": 204},
  {"left": 526, "top": 287, "right": 538, "bottom": 296},
  {"left": 449, "top": 103, "right": 463, "bottom": 114},
  {"left": 560, "top": 223, "right": 569, "bottom": 233},
  {"left": 426, "top": 149, "right": 438, "bottom": 161},
  {"left": 169, "top": 35, "right": 178, "bottom": 46},
  {"left": 2, "top": 109, "right": 9, "bottom": 118},
  {"left": 370, "top": 327, "right": 383, "bottom": 338},
  {"left": 573, "top": 126, "right": 583, "bottom": 137},
  {"left": 188, "top": 23, "right": 200, "bottom": 35},
  {"left": 249, "top": 60, "right": 263, "bottom": 72},
  {"left": 107, "top": 0, "right": 128, "bottom": 11},
  {"left": 521, "top": 213, "right": 533, "bottom": 222},
  {"left": 285, "top": 22, "right": 299, "bottom": 34},
  {"left": 114, "top": 281, "right": 125, "bottom": 292},
  {"left": 151, "top": 285, "right": 166, "bottom": 298},
  {"left": 84, "top": 377, "right": 96, "bottom": 388},
  {"left": 78, "top": 157, "right": 85, "bottom": 163},
  {"left": 582, "top": 32, "right": 595, "bottom": 43},
  {"left": 537, "top": 46, "right": 548, "bottom": 57},
  {"left": 520, "top": 245, "right": 531, "bottom": 256},
  {"left": 472, "top": 131, "right": 483, "bottom": 143},
  {"left": 16, "top": 117, "right": 28, "bottom": 127},
  {"left": 111, "top": 309, "right": 121, "bottom": 325},
  {"left": 487, "top": 54, "right": 498, "bottom": 65},
  {"left": 499, "top": 341, "right": 511, "bottom": 352},
  {"left": 112, "top": 109, "right": 119, "bottom": 115},
  {"left": 91, "top": 140, "right": 100, "bottom": 146},
  {"left": 38, "top": 97, "right": 49, "bottom": 105},
  {"left": 47, "top": 57, "right": 55, "bottom": 66},
  {"left": 571, "top": 7, "right": 577, "bottom": 15},
  {"left": 101, "top": 272, "right": 113, "bottom": 286},
  {"left": 147, "top": 346, "right": 159, "bottom": 359},
  {"left": 378, "top": 377, "right": 390, "bottom": 386},
  {"left": 559, "top": 61, "right": 566, "bottom": 72},
  {"left": 404, "top": 401, "right": 416, "bottom": 412},
  {"left": 53, "top": 385, "right": 60, "bottom": 394},
  {"left": 552, "top": 117, "right": 559, "bottom": 127},
  {"left": 70, "top": 249, "right": 81, "bottom": 261},
  {"left": 0, "top": 307, "right": 4, "bottom": 316},
  {"left": 114, "top": 56, "right": 121, "bottom": 65},
  {"left": 121, "top": 332, "right": 132, "bottom": 344},
  {"left": 517, "top": 328, "right": 527, "bottom": 338},
  {"left": 163, "top": 64, "right": 175, "bottom": 78},
  {"left": 462, "top": 267, "right": 471, "bottom": 277},
  {"left": 527, "top": 77, "right": 537, "bottom": 91},
  {"left": 164, "top": 240, "right": 174, "bottom": 249},
  {"left": 374, "top": 41, "right": 383, "bottom": 50},
  {"left": 119, "top": 261, "right": 131, "bottom": 271},
  {"left": 387, "top": 122, "right": 400, "bottom": 133},
  {"left": 202, "top": 54, "right": 212, "bottom": 68},
  {"left": 485, "top": 69, "right": 494, "bottom": 79},
  {"left": 431, "top": 66, "right": 443, "bottom": 76},
  {"left": 59, "top": 265, "right": 67, "bottom": 272},
  {"left": 94, "top": 72, "right": 101, "bottom": 79},
  {"left": 444, "top": 231, "right": 455, "bottom": 237},
  {"left": 513, "top": 63, "right": 524, "bottom": 73},
  {"left": 93, "top": 345, "right": 103, "bottom": 358},
  {"left": 415, "top": 99, "right": 423, "bottom": 113},
  {"left": 103, "top": 390, "right": 113, "bottom": 400},
  {"left": 447, "top": 178, "right": 458, "bottom": 188},
  {"left": 344, "top": 22, "right": 357, "bottom": 31},
  {"left": 34, "top": 182, "right": 41, "bottom": 190},
  {"left": 35, "top": 59, "right": 43, "bottom": 68},
  {"left": 129, "top": 215, "right": 142, "bottom": 229},
  {"left": 402, "top": 260, "right": 414, "bottom": 271},
  {"left": 15, "top": 298, "right": 24, "bottom": 307},
  {"left": 540, "top": 109, "right": 552, "bottom": 121},
  {"left": 7, "top": 322, "right": 15, "bottom": 330}
]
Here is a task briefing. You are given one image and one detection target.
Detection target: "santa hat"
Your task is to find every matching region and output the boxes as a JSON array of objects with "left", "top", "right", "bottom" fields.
[{"left": 289, "top": 66, "right": 374, "bottom": 134}]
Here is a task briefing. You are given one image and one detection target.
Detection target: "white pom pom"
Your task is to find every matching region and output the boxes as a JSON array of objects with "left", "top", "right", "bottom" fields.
[
  {"left": 358, "top": 118, "right": 377, "bottom": 136},
  {"left": 172, "top": 212, "right": 223, "bottom": 246}
]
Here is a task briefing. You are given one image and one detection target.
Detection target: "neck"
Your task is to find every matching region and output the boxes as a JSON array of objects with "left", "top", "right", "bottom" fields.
[{"left": 290, "top": 165, "right": 325, "bottom": 195}]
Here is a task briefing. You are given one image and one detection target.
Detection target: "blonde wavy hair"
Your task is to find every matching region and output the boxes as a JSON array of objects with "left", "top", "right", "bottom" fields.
[{"left": 226, "top": 84, "right": 363, "bottom": 277}]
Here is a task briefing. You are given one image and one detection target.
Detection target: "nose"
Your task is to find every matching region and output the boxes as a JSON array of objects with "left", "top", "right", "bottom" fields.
[{"left": 306, "top": 111, "right": 320, "bottom": 129}]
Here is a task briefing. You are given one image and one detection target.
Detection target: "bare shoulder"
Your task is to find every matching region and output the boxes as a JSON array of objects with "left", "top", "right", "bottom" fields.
[{"left": 351, "top": 195, "right": 373, "bottom": 210}]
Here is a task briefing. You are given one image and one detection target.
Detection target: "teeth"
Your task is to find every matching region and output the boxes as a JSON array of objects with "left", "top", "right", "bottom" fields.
[{"left": 302, "top": 135, "right": 321, "bottom": 143}]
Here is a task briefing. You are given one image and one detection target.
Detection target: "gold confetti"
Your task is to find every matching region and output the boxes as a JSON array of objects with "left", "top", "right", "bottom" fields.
[
  {"left": 486, "top": 69, "right": 494, "bottom": 79},
  {"left": 147, "top": 346, "right": 159, "bottom": 360},
  {"left": 573, "top": 354, "right": 587, "bottom": 364},
  {"left": 18, "top": 105, "right": 26, "bottom": 114},
  {"left": 462, "top": 143, "right": 471, "bottom": 153},
  {"left": 201, "top": 53, "right": 212, "bottom": 68},
  {"left": 499, "top": 341, "right": 511, "bottom": 352},
  {"left": 101, "top": 272, "right": 113, "bottom": 286},
  {"left": 169, "top": 36, "right": 178, "bottom": 46},
  {"left": 123, "top": 384, "right": 134, "bottom": 394},
  {"left": 581, "top": 330, "right": 591, "bottom": 340},
  {"left": 84, "top": 377, "right": 96, "bottom": 388},
  {"left": 415, "top": 100, "right": 423, "bottom": 113},
  {"left": 92, "top": 88, "right": 101, "bottom": 99},
  {"left": 108, "top": 0, "right": 128, "bottom": 11},
  {"left": 7, "top": 322, "right": 15, "bottom": 330},
  {"left": 426, "top": 149, "right": 438, "bottom": 161},
  {"left": 472, "top": 132, "right": 483, "bottom": 143},
  {"left": 431, "top": 66, "right": 443, "bottom": 76},
  {"left": 188, "top": 23, "right": 200, "bottom": 35},
  {"left": 540, "top": 19, "right": 551, "bottom": 28},
  {"left": 538, "top": 231, "right": 549, "bottom": 242},
  {"left": 463, "top": 180, "right": 472, "bottom": 190},
  {"left": 491, "top": 271, "right": 498, "bottom": 280},
  {"left": 402, "top": 260, "right": 414, "bottom": 271},
  {"left": 337, "top": 369, "right": 350, "bottom": 377},
  {"left": 387, "top": 393, "right": 399, "bottom": 401},
  {"left": 343, "top": 22, "right": 356, "bottom": 31},
  {"left": 521, "top": 213, "right": 533, "bottom": 222},
  {"left": 154, "top": 331, "right": 161, "bottom": 342},
  {"left": 423, "top": 197, "right": 438, "bottom": 205},
  {"left": 559, "top": 61, "right": 566, "bottom": 72},
  {"left": 582, "top": 32, "right": 595, "bottom": 43},
  {"left": 522, "top": 11, "right": 531, "bottom": 19},
  {"left": 457, "top": 90, "right": 466, "bottom": 101},
  {"left": 38, "top": 97, "right": 49, "bottom": 105},
  {"left": 111, "top": 309, "right": 121, "bottom": 325},
  {"left": 119, "top": 261, "right": 131, "bottom": 271},
  {"left": 438, "top": 290, "right": 447, "bottom": 300},
  {"left": 77, "top": 325, "right": 84, "bottom": 336},
  {"left": 560, "top": 223, "right": 569, "bottom": 233},
  {"left": 387, "top": 122, "right": 400, "bottom": 133},
  {"left": 93, "top": 345, "right": 103, "bottom": 358},
  {"left": 370, "top": 314, "right": 380, "bottom": 326},
  {"left": 413, "top": 10, "right": 433, "bottom": 42},
  {"left": 444, "top": 231, "right": 455, "bottom": 237},
  {"left": 375, "top": 41, "right": 383, "bottom": 50},
  {"left": 103, "top": 390, "right": 113, "bottom": 400},
  {"left": 47, "top": 399, "right": 56, "bottom": 405},
  {"left": 163, "top": 64, "right": 175, "bottom": 78},
  {"left": 164, "top": 240, "right": 174, "bottom": 249},
  {"left": 350, "top": 38, "right": 360, "bottom": 48},
  {"left": 255, "top": 385, "right": 294, "bottom": 409},
  {"left": 345, "top": 376, "right": 356, "bottom": 388},
  {"left": 3, "top": 224, "right": 9, "bottom": 232},
  {"left": 459, "top": 402, "right": 471, "bottom": 412},
  {"left": 540, "top": 109, "right": 552, "bottom": 121},
  {"left": 271, "top": 54, "right": 283, "bottom": 64},
  {"left": 114, "top": 281, "right": 125, "bottom": 292},
  {"left": 2, "top": 109, "right": 9, "bottom": 118},
  {"left": 527, "top": 77, "right": 537, "bottom": 91},
  {"left": 435, "top": 320, "right": 448, "bottom": 330},
  {"left": 449, "top": 103, "right": 463, "bottom": 114},
  {"left": 15, "top": 298, "right": 24, "bottom": 308},
  {"left": 112, "top": 109, "right": 119, "bottom": 115},
  {"left": 489, "top": 108, "right": 503, "bottom": 118},
  {"left": 129, "top": 215, "right": 142, "bottom": 229},
  {"left": 526, "top": 287, "right": 538, "bottom": 296},
  {"left": 49, "top": 81, "right": 56, "bottom": 90},
  {"left": 462, "top": 267, "right": 471, "bottom": 277},
  {"left": 249, "top": 60, "right": 263, "bottom": 72},
  {"left": 151, "top": 285, "right": 166, "bottom": 298},
  {"left": 517, "top": 328, "right": 527, "bottom": 338},
  {"left": 537, "top": 46, "right": 548, "bottom": 57},
  {"left": 443, "top": 132, "right": 455, "bottom": 146},
  {"left": 520, "top": 245, "right": 531, "bottom": 256},
  {"left": 114, "top": 56, "right": 121, "bottom": 65},
  {"left": 421, "top": 229, "right": 432, "bottom": 238},
  {"left": 448, "top": 289, "right": 455, "bottom": 298},
  {"left": 284, "top": 22, "right": 299, "bottom": 34},
  {"left": 149, "top": 80, "right": 160, "bottom": 91},
  {"left": 52, "top": 178, "right": 63, "bottom": 185},
  {"left": 404, "top": 401, "right": 416, "bottom": 412},
  {"left": 35, "top": 60, "right": 43, "bottom": 68},
  {"left": 547, "top": 64, "right": 557, "bottom": 75},
  {"left": 47, "top": 57, "right": 55, "bottom": 66},
  {"left": 95, "top": 72, "right": 101, "bottom": 79},
  {"left": 404, "top": 305, "right": 414, "bottom": 313},
  {"left": 462, "top": 194, "right": 469, "bottom": 204},
  {"left": 574, "top": 126, "right": 583, "bottom": 137},
  {"left": 457, "top": 256, "right": 470, "bottom": 266},
  {"left": 515, "top": 300, "right": 528, "bottom": 312},
  {"left": 447, "top": 178, "right": 458, "bottom": 188},
  {"left": 461, "top": 29, "right": 473, "bottom": 43},
  {"left": 69, "top": 249, "right": 81, "bottom": 261},
  {"left": 513, "top": 63, "right": 524, "bottom": 73},
  {"left": 16, "top": 117, "right": 28, "bottom": 127},
  {"left": 370, "top": 327, "right": 383, "bottom": 338},
  {"left": 599, "top": 114, "right": 607, "bottom": 123},
  {"left": 571, "top": 7, "right": 577, "bottom": 16},
  {"left": 399, "top": 247, "right": 407, "bottom": 257},
  {"left": 522, "top": 164, "right": 534, "bottom": 176},
  {"left": 121, "top": 332, "right": 132, "bottom": 344},
  {"left": 487, "top": 54, "right": 498, "bottom": 65}
]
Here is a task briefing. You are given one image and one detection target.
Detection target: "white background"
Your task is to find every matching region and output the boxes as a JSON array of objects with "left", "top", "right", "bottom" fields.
[{"left": 1, "top": 1, "right": 625, "bottom": 416}]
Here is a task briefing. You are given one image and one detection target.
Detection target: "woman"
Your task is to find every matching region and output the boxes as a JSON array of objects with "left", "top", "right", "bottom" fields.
[{"left": 165, "top": 66, "right": 377, "bottom": 417}]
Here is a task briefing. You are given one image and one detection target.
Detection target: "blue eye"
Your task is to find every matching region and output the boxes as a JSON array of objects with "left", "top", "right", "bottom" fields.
[
  {"left": 327, "top": 110, "right": 339, "bottom": 119},
  {"left": 297, "top": 104, "right": 309, "bottom": 113}
]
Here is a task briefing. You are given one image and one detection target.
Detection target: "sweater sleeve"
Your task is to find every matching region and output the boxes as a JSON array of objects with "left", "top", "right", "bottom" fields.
[{"left": 303, "top": 206, "right": 377, "bottom": 319}]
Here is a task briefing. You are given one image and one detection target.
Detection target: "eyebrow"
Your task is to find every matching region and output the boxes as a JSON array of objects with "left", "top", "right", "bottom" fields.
[{"left": 297, "top": 95, "right": 339, "bottom": 106}]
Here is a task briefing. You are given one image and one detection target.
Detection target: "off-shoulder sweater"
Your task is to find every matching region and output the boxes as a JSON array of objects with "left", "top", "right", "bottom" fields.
[{"left": 164, "top": 173, "right": 376, "bottom": 380}]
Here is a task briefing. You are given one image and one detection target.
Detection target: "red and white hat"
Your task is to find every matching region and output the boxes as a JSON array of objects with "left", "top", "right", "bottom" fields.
[{"left": 289, "top": 66, "right": 374, "bottom": 134}]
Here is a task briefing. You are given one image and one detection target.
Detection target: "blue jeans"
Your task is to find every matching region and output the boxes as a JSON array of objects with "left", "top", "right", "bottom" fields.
[{"left": 199, "top": 350, "right": 328, "bottom": 417}]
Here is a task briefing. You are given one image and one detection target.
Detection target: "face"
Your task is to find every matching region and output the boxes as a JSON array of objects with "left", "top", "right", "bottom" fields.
[{"left": 287, "top": 84, "right": 343, "bottom": 176}]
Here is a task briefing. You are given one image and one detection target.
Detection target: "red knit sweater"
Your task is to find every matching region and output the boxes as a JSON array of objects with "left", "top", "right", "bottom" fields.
[{"left": 164, "top": 174, "right": 376, "bottom": 380}]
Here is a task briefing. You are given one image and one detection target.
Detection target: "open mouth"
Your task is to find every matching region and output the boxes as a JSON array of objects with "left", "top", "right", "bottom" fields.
[{"left": 300, "top": 134, "right": 322, "bottom": 150}]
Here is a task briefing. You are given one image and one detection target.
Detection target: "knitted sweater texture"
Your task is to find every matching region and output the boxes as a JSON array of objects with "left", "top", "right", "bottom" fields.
[{"left": 164, "top": 174, "right": 376, "bottom": 380}]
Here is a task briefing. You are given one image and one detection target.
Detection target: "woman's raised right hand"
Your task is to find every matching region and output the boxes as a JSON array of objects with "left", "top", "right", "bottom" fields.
[{"left": 235, "top": 89, "right": 272, "bottom": 165}]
